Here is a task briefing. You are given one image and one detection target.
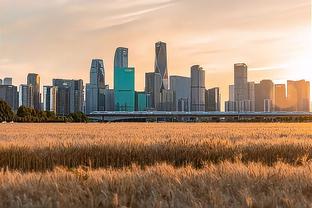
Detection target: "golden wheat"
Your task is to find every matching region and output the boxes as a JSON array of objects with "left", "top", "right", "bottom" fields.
[{"left": 0, "top": 123, "right": 312, "bottom": 171}]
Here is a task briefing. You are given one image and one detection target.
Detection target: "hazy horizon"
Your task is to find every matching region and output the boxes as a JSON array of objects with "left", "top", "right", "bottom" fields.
[{"left": 1, "top": 0, "right": 311, "bottom": 103}]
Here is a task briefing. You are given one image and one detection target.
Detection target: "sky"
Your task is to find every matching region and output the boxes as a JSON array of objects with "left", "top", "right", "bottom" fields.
[{"left": 0, "top": 0, "right": 311, "bottom": 103}]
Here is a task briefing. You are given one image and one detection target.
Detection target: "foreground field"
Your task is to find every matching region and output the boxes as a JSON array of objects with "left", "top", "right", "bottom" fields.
[
  {"left": 0, "top": 123, "right": 312, "bottom": 208},
  {"left": 2, "top": 162, "right": 312, "bottom": 208},
  {"left": 0, "top": 123, "right": 312, "bottom": 171}
]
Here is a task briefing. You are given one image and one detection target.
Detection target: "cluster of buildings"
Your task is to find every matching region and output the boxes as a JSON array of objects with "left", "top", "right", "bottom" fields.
[
  {"left": 225, "top": 63, "right": 310, "bottom": 112},
  {"left": 0, "top": 41, "right": 310, "bottom": 115}
]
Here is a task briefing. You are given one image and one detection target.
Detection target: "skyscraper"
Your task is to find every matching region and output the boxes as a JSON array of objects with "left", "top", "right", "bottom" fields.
[
  {"left": 86, "top": 59, "right": 105, "bottom": 114},
  {"left": 27, "top": 73, "right": 41, "bottom": 110},
  {"left": 248, "top": 82, "right": 255, "bottom": 112},
  {"left": 275, "top": 84, "right": 287, "bottom": 111},
  {"left": 3, "top": 77, "right": 13, "bottom": 85},
  {"left": 255, "top": 80, "right": 274, "bottom": 112},
  {"left": 225, "top": 84, "right": 236, "bottom": 112},
  {"left": 19, "top": 84, "right": 33, "bottom": 108},
  {"left": 145, "top": 72, "right": 162, "bottom": 110},
  {"left": 160, "top": 89, "right": 175, "bottom": 111},
  {"left": 53, "top": 79, "right": 84, "bottom": 115},
  {"left": 135, "top": 92, "right": 150, "bottom": 111},
  {"left": 191, "top": 65, "right": 205, "bottom": 111},
  {"left": 104, "top": 89, "right": 115, "bottom": 111},
  {"left": 205, "top": 87, "right": 221, "bottom": 112},
  {"left": 0, "top": 85, "right": 18, "bottom": 111},
  {"left": 170, "top": 76, "right": 191, "bottom": 111},
  {"left": 234, "top": 63, "right": 248, "bottom": 112},
  {"left": 155, "top": 41, "right": 168, "bottom": 90},
  {"left": 43, "top": 86, "right": 57, "bottom": 113},
  {"left": 114, "top": 47, "right": 128, "bottom": 69},
  {"left": 287, "top": 80, "right": 310, "bottom": 112},
  {"left": 114, "top": 67, "right": 135, "bottom": 111}
]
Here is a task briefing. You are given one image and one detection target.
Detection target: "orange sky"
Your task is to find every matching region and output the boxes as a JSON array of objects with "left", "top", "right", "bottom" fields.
[{"left": 0, "top": 0, "right": 311, "bottom": 104}]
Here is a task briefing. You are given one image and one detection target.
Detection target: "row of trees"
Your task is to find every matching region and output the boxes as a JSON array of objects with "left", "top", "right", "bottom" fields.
[{"left": 0, "top": 100, "right": 88, "bottom": 123}]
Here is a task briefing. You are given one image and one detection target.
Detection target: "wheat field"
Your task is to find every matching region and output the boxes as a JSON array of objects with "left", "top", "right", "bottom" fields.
[{"left": 0, "top": 123, "right": 312, "bottom": 207}]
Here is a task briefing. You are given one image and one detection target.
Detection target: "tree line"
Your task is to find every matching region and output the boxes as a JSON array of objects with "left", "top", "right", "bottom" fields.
[{"left": 0, "top": 100, "right": 88, "bottom": 123}]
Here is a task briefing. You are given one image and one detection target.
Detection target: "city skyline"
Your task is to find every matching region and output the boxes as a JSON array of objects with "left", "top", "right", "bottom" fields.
[{"left": 1, "top": 0, "right": 311, "bottom": 103}]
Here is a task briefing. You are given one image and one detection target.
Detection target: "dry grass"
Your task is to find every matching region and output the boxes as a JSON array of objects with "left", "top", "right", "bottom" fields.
[
  {"left": 2, "top": 162, "right": 312, "bottom": 208},
  {"left": 0, "top": 123, "right": 311, "bottom": 171}
]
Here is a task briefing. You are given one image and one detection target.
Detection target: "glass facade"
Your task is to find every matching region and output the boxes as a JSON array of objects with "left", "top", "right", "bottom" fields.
[
  {"left": 114, "top": 67, "right": 135, "bottom": 111},
  {"left": 135, "top": 92, "right": 150, "bottom": 111}
]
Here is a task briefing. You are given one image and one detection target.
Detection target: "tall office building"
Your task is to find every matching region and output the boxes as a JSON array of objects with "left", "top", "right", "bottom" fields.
[
  {"left": 53, "top": 79, "right": 84, "bottom": 115},
  {"left": 114, "top": 67, "right": 135, "bottom": 111},
  {"left": 135, "top": 92, "right": 150, "bottom": 111},
  {"left": 3, "top": 78, "right": 12, "bottom": 85},
  {"left": 255, "top": 80, "right": 274, "bottom": 112},
  {"left": 43, "top": 86, "right": 57, "bottom": 113},
  {"left": 287, "top": 80, "right": 310, "bottom": 112},
  {"left": 155, "top": 41, "right": 168, "bottom": 90},
  {"left": 234, "top": 63, "right": 248, "bottom": 112},
  {"left": 104, "top": 89, "right": 115, "bottom": 111},
  {"left": 0, "top": 85, "right": 18, "bottom": 111},
  {"left": 225, "top": 85, "right": 236, "bottom": 112},
  {"left": 145, "top": 72, "right": 162, "bottom": 110},
  {"left": 114, "top": 47, "right": 128, "bottom": 69},
  {"left": 27, "top": 73, "right": 41, "bottom": 110},
  {"left": 19, "top": 84, "right": 33, "bottom": 108},
  {"left": 86, "top": 59, "right": 105, "bottom": 114},
  {"left": 229, "top": 85, "right": 235, "bottom": 102},
  {"left": 205, "top": 87, "right": 221, "bottom": 112},
  {"left": 191, "top": 65, "right": 205, "bottom": 111},
  {"left": 248, "top": 82, "right": 255, "bottom": 112},
  {"left": 275, "top": 84, "right": 287, "bottom": 111},
  {"left": 170, "top": 76, "right": 191, "bottom": 111},
  {"left": 160, "top": 89, "right": 175, "bottom": 111}
]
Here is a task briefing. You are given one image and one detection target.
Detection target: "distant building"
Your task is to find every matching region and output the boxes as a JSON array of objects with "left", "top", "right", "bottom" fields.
[
  {"left": 229, "top": 84, "right": 235, "bottom": 102},
  {"left": 104, "top": 89, "right": 115, "bottom": 111},
  {"left": 3, "top": 78, "right": 13, "bottom": 85},
  {"left": 43, "top": 86, "right": 57, "bottom": 113},
  {"left": 205, "top": 87, "right": 221, "bottom": 112},
  {"left": 19, "top": 84, "right": 33, "bottom": 108},
  {"left": 53, "top": 79, "right": 84, "bottom": 115},
  {"left": 287, "top": 80, "right": 310, "bottom": 112},
  {"left": 86, "top": 59, "right": 106, "bottom": 114},
  {"left": 225, "top": 101, "right": 236, "bottom": 112},
  {"left": 27, "top": 73, "right": 41, "bottom": 110},
  {"left": 114, "top": 47, "right": 128, "bottom": 69},
  {"left": 145, "top": 72, "right": 162, "bottom": 110},
  {"left": 170, "top": 76, "right": 191, "bottom": 111},
  {"left": 274, "top": 84, "right": 287, "bottom": 111},
  {"left": 0, "top": 85, "right": 18, "bottom": 111},
  {"left": 255, "top": 80, "right": 274, "bottom": 112},
  {"left": 135, "top": 91, "right": 150, "bottom": 111},
  {"left": 114, "top": 67, "right": 135, "bottom": 111},
  {"left": 160, "top": 89, "right": 175, "bottom": 111},
  {"left": 234, "top": 63, "right": 252, "bottom": 112},
  {"left": 191, "top": 65, "right": 205, "bottom": 111},
  {"left": 247, "top": 82, "right": 255, "bottom": 112},
  {"left": 155, "top": 41, "right": 168, "bottom": 90}
]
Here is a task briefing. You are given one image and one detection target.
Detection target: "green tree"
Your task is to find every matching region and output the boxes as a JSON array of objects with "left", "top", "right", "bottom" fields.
[{"left": 0, "top": 100, "right": 14, "bottom": 122}]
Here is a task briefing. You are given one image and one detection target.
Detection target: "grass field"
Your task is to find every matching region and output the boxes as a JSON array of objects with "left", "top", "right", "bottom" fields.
[{"left": 0, "top": 123, "right": 312, "bottom": 207}]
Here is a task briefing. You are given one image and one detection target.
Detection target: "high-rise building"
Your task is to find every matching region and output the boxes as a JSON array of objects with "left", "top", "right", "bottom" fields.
[
  {"left": 274, "top": 84, "right": 287, "bottom": 111},
  {"left": 287, "top": 80, "right": 310, "bottom": 112},
  {"left": 114, "top": 67, "right": 135, "bottom": 111},
  {"left": 43, "top": 86, "right": 57, "bottom": 113},
  {"left": 19, "top": 84, "right": 33, "bottom": 108},
  {"left": 0, "top": 85, "right": 18, "bottom": 111},
  {"left": 53, "top": 79, "right": 84, "bottom": 115},
  {"left": 104, "top": 89, "right": 115, "bottom": 111},
  {"left": 145, "top": 72, "right": 162, "bottom": 110},
  {"left": 155, "top": 41, "right": 168, "bottom": 90},
  {"left": 248, "top": 82, "right": 255, "bottom": 112},
  {"left": 205, "top": 88, "right": 221, "bottom": 112},
  {"left": 114, "top": 47, "right": 128, "bottom": 69},
  {"left": 191, "top": 65, "right": 205, "bottom": 111},
  {"left": 255, "top": 80, "right": 274, "bottom": 112},
  {"left": 160, "top": 89, "right": 175, "bottom": 111},
  {"left": 225, "top": 84, "right": 236, "bottom": 112},
  {"left": 170, "top": 76, "right": 191, "bottom": 111},
  {"left": 3, "top": 77, "right": 13, "bottom": 85},
  {"left": 86, "top": 59, "right": 106, "bottom": 114},
  {"left": 135, "top": 92, "right": 150, "bottom": 111},
  {"left": 234, "top": 63, "right": 248, "bottom": 112},
  {"left": 229, "top": 85, "right": 235, "bottom": 102},
  {"left": 27, "top": 73, "right": 41, "bottom": 110}
]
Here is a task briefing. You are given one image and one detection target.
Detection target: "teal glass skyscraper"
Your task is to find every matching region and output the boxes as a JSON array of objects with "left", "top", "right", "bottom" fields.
[{"left": 114, "top": 67, "right": 135, "bottom": 111}]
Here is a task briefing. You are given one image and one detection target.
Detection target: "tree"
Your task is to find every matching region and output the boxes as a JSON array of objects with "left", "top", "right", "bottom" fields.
[
  {"left": 68, "top": 112, "right": 88, "bottom": 123},
  {"left": 0, "top": 100, "right": 14, "bottom": 122}
]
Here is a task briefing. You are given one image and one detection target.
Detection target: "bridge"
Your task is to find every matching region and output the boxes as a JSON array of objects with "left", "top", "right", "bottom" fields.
[{"left": 87, "top": 111, "right": 312, "bottom": 122}]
